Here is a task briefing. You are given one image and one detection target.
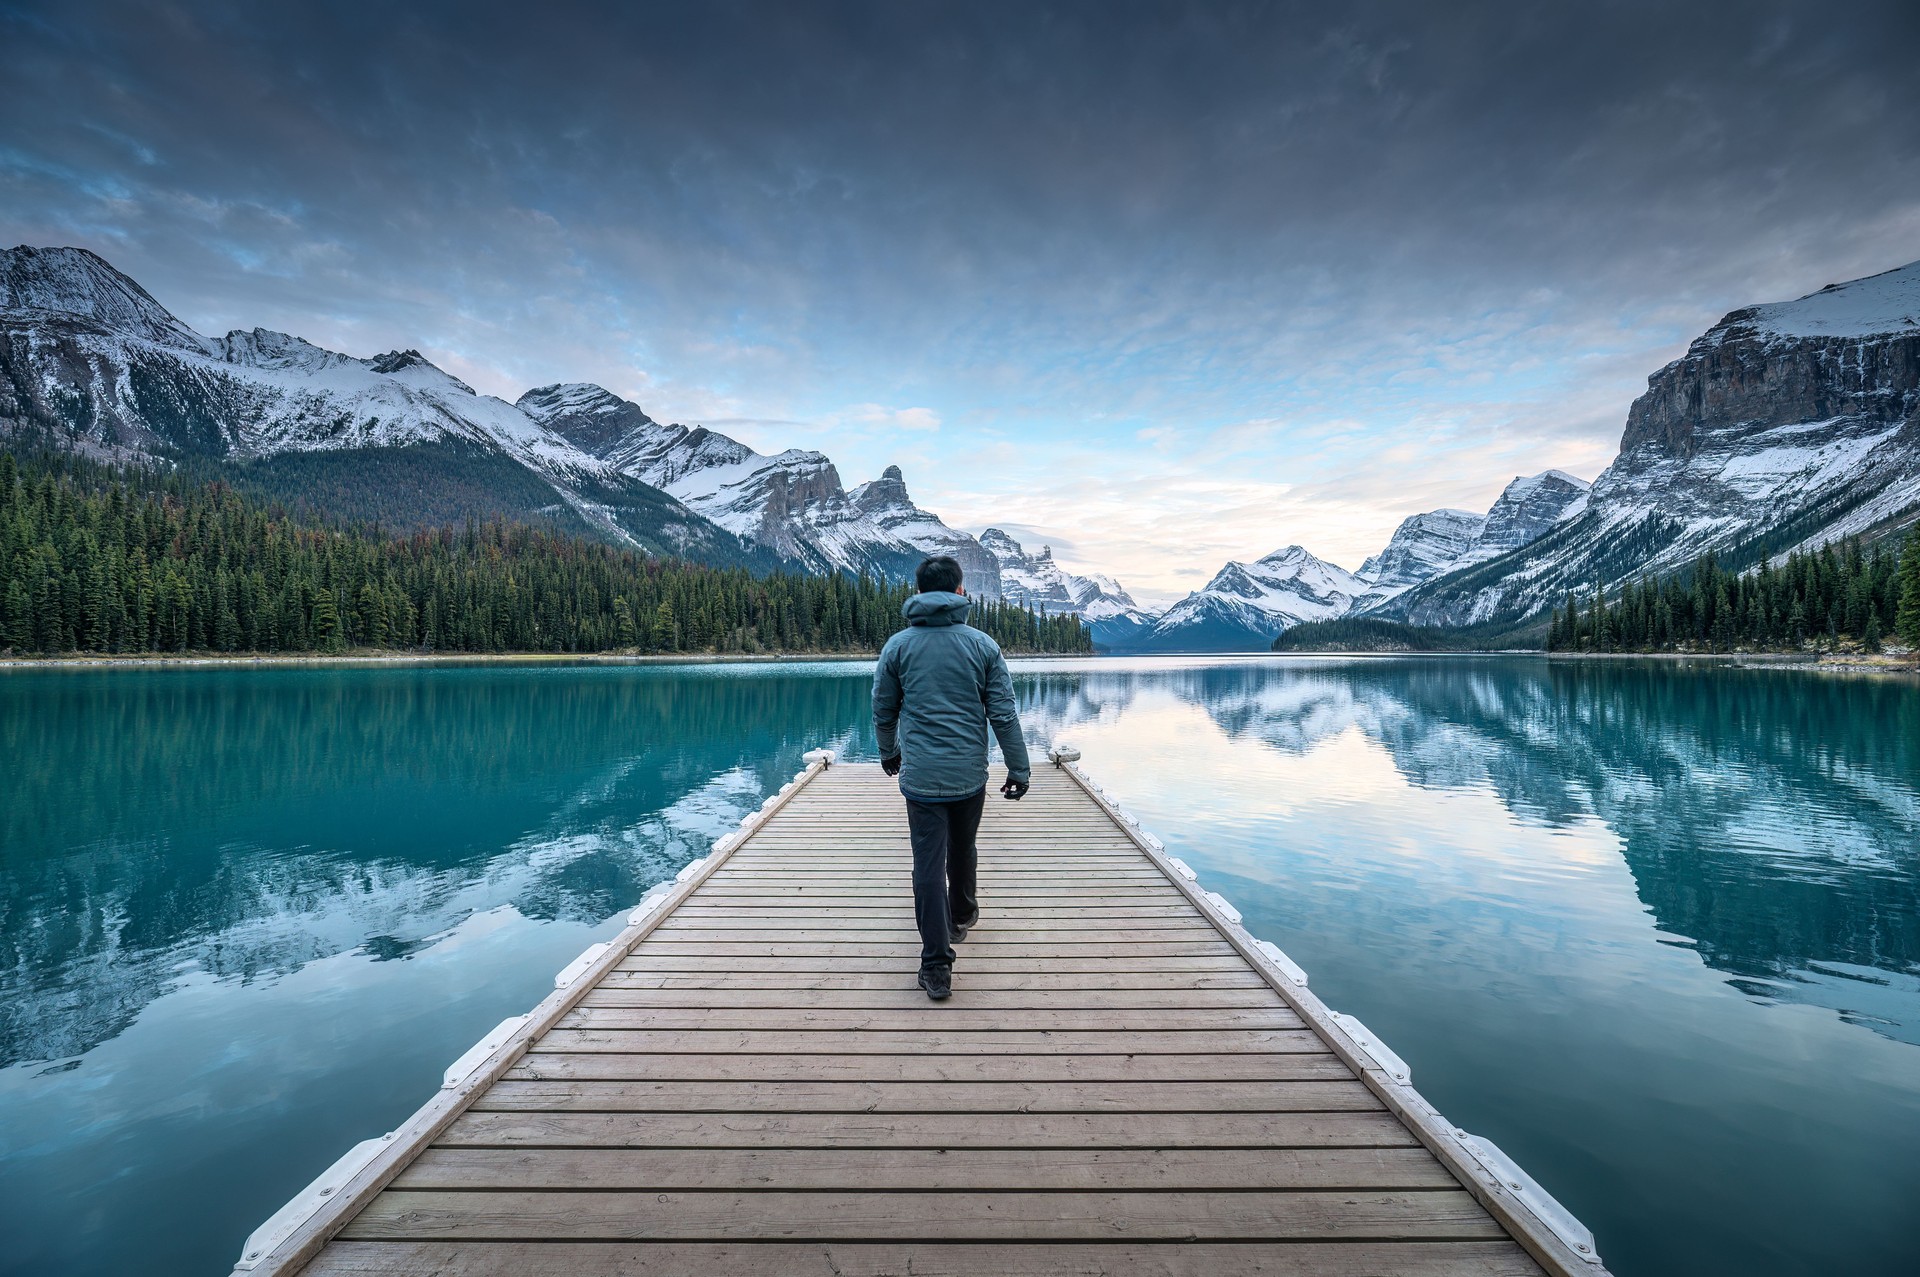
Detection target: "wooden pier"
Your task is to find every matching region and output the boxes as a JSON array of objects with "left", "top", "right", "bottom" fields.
[{"left": 237, "top": 751, "right": 1605, "bottom": 1276}]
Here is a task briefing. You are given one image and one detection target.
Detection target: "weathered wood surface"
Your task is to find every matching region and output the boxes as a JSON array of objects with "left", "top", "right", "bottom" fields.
[{"left": 281, "top": 761, "right": 1561, "bottom": 1276}]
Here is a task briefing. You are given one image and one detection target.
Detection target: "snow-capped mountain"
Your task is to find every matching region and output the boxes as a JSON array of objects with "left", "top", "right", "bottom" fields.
[
  {"left": 1358, "top": 509, "right": 1485, "bottom": 591},
  {"left": 1130, "top": 469, "right": 1592, "bottom": 651},
  {"left": 519, "top": 382, "right": 1003, "bottom": 591},
  {"left": 0, "top": 246, "right": 773, "bottom": 566},
  {"left": 1464, "top": 470, "right": 1591, "bottom": 564},
  {"left": 1376, "top": 260, "right": 1920, "bottom": 628},
  {"left": 1133, "top": 546, "right": 1368, "bottom": 651},
  {"left": 1351, "top": 469, "right": 1592, "bottom": 610},
  {"left": 979, "top": 528, "right": 1155, "bottom": 648}
]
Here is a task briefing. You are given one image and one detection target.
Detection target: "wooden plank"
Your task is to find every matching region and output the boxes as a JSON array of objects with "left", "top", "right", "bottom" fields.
[
  {"left": 559, "top": 1006, "right": 1306, "bottom": 1032},
  {"left": 677, "top": 896, "right": 1190, "bottom": 907},
  {"left": 341, "top": 1188, "right": 1503, "bottom": 1242},
  {"left": 580, "top": 986, "right": 1287, "bottom": 1008},
  {"left": 470, "top": 1078, "right": 1381, "bottom": 1113},
  {"left": 391, "top": 1144, "right": 1454, "bottom": 1191},
  {"left": 674, "top": 887, "right": 1178, "bottom": 899},
  {"left": 627, "top": 942, "right": 1238, "bottom": 958},
  {"left": 616, "top": 955, "right": 1254, "bottom": 973},
  {"left": 508, "top": 1052, "right": 1352, "bottom": 1083},
  {"left": 644, "top": 925, "right": 1225, "bottom": 942},
  {"left": 657, "top": 915, "right": 1203, "bottom": 928},
  {"left": 271, "top": 759, "right": 1578, "bottom": 1277},
  {"left": 304, "top": 1239, "right": 1547, "bottom": 1277},
  {"left": 532, "top": 1028, "right": 1329, "bottom": 1055},
  {"left": 600, "top": 970, "right": 1271, "bottom": 990},
  {"left": 436, "top": 1110, "right": 1419, "bottom": 1149}
]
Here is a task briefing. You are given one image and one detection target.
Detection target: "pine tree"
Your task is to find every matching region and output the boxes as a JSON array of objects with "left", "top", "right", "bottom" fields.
[
  {"left": 312, "top": 587, "right": 344, "bottom": 652},
  {"left": 1896, "top": 522, "right": 1920, "bottom": 649}
]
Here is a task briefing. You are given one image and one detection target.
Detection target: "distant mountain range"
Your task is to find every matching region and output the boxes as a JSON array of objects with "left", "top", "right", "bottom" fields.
[
  {"left": 6, "top": 245, "right": 1916, "bottom": 652},
  {"left": 1126, "top": 260, "right": 1920, "bottom": 651},
  {"left": 0, "top": 245, "right": 1146, "bottom": 619}
]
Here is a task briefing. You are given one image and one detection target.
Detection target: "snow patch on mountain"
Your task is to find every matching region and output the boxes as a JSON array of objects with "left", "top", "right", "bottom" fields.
[
  {"left": 1456, "top": 469, "right": 1591, "bottom": 566},
  {"left": 0, "top": 248, "right": 768, "bottom": 561},
  {"left": 1358, "top": 509, "right": 1484, "bottom": 590},
  {"left": 1732, "top": 261, "right": 1920, "bottom": 343},
  {"left": 520, "top": 383, "right": 1002, "bottom": 591},
  {"left": 1376, "top": 260, "right": 1920, "bottom": 628},
  {"left": 979, "top": 527, "right": 1154, "bottom": 647},
  {"left": 981, "top": 528, "right": 1142, "bottom": 616},
  {"left": 1, "top": 245, "right": 210, "bottom": 351},
  {"left": 1134, "top": 546, "right": 1367, "bottom": 651}
]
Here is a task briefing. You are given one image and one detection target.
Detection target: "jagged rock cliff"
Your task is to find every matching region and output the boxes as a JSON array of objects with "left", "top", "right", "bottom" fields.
[
  {"left": 1375, "top": 261, "right": 1920, "bottom": 628},
  {"left": 980, "top": 528, "right": 1154, "bottom": 647},
  {"left": 520, "top": 383, "right": 1002, "bottom": 590},
  {"left": 1358, "top": 509, "right": 1485, "bottom": 591}
]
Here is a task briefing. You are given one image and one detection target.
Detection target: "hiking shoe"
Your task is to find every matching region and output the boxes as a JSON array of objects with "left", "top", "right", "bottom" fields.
[
  {"left": 951, "top": 913, "right": 977, "bottom": 943},
  {"left": 917, "top": 967, "right": 952, "bottom": 1001}
]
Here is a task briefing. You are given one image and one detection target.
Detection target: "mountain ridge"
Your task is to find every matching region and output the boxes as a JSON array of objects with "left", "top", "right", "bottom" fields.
[
  {"left": 517, "top": 381, "right": 1009, "bottom": 591},
  {"left": 0, "top": 246, "right": 1088, "bottom": 589},
  {"left": 1129, "top": 260, "right": 1920, "bottom": 650}
]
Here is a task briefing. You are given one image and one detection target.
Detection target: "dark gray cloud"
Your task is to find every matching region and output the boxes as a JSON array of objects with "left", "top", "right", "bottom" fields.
[{"left": 3, "top": 0, "right": 1918, "bottom": 591}]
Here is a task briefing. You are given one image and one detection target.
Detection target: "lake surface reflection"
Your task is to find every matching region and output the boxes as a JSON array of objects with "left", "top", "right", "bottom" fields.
[{"left": 2, "top": 657, "right": 1916, "bottom": 1276}]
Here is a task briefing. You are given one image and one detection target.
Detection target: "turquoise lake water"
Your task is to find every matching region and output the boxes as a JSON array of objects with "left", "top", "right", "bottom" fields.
[{"left": 1, "top": 656, "right": 1916, "bottom": 1276}]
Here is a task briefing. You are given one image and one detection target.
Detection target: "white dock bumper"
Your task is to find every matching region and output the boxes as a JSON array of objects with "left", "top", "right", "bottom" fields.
[
  {"left": 1202, "top": 891, "right": 1242, "bottom": 924},
  {"left": 1459, "top": 1132, "right": 1604, "bottom": 1263},
  {"left": 1253, "top": 939, "right": 1309, "bottom": 987},
  {"left": 553, "top": 942, "right": 611, "bottom": 989},
  {"left": 628, "top": 882, "right": 674, "bottom": 925},
  {"left": 441, "top": 1016, "right": 529, "bottom": 1089},
  {"left": 234, "top": 1133, "right": 394, "bottom": 1269},
  {"left": 1330, "top": 1012, "right": 1412, "bottom": 1086}
]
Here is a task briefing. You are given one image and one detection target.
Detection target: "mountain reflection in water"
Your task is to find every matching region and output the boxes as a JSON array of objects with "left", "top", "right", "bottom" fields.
[
  {"left": 2, "top": 657, "right": 1916, "bottom": 1277},
  {"left": 1018, "top": 659, "right": 1920, "bottom": 1045}
]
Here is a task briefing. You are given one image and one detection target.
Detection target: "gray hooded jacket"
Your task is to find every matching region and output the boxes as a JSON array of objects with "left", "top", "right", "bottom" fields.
[{"left": 873, "top": 592, "right": 1032, "bottom": 801}]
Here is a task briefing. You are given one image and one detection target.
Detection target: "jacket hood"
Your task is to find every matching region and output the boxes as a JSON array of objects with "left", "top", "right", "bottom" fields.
[{"left": 902, "top": 591, "right": 972, "bottom": 627}]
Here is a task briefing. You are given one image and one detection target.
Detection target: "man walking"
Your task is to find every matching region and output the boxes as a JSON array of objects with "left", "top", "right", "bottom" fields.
[{"left": 872, "top": 555, "right": 1031, "bottom": 1001}]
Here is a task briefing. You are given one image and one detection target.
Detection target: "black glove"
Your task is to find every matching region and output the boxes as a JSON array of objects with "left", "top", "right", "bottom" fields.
[
  {"left": 1000, "top": 773, "right": 1029, "bottom": 800},
  {"left": 882, "top": 754, "right": 902, "bottom": 777}
]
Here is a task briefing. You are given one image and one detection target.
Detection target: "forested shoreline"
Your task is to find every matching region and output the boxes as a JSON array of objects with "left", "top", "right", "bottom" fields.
[
  {"left": 1547, "top": 529, "right": 1920, "bottom": 655},
  {"left": 0, "top": 449, "right": 1093, "bottom": 657}
]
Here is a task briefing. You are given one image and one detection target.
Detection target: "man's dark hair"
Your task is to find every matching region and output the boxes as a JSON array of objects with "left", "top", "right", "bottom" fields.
[{"left": 915, "top": 555, "right": 964, "bottom": 594}]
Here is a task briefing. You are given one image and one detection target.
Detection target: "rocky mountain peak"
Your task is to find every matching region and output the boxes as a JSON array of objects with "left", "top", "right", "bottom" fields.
[
  {"left": 855, "top": 464, "right": 912, "bottom": 510},
  {"left": 1467, "top": 470, "right": 1590, "bottom": 562},
  {"left": 364, "top": 349, "right": 477, "bottom": 396},
  {"left": 1, "top": 245, "right": 209, "bottom": 351},
  {"left": 518, "top": 383, "right": 663, "bottom": 460},
  {"left": 1359, "top": 509, "right": 1484, "bottom": 589},
  {"left": 214, "top": 327, "right": 356, "bottom": 374},
  {"left": 980, "top": 526, "right": 1146, "bottom": 637},
  {"left": 978, "top": 527, "right": 1022, "bottom": 556},
  {"left": 1727, "top": 259, "right": 1920, "bottom": 344},
  {"left": 1624, "top": 261, "right": 1920, "bottom": 461}
]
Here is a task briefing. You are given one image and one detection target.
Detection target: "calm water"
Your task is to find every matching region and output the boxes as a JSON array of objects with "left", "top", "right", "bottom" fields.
[{"left": 2, "top": 657, "right": 1916, "bottom": 1276}]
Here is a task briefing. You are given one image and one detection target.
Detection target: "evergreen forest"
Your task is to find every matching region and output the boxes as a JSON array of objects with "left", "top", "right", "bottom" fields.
[
  {"left": 1547, "top": 526, "right": 1920, "bottom": 654},
  {"left": 0, "top": 449, "right": 1093, "bottom": 657}
]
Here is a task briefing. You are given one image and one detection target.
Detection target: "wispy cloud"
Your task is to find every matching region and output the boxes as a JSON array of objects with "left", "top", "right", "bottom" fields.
[{"left": 4, "top": 0, "right": 1917, "bottom": 599}]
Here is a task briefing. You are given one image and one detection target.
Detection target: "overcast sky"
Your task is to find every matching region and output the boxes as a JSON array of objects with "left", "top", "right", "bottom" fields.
[{"left": 5, "top": 1, "right": 1918, "bottom": 604}]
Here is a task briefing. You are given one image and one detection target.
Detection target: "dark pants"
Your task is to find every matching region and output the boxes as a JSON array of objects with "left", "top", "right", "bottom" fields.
[{"left": 905, "top": 789, "right": 985, "bottom": 972}]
